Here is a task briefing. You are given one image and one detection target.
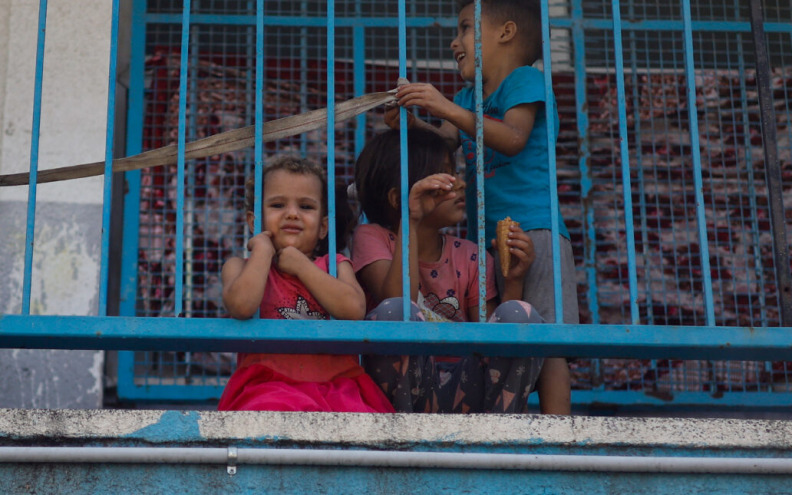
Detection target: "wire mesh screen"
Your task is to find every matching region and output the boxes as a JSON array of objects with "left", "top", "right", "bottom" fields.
[{"left": 121, "top": 0, "right": 792, "bottom": 404}]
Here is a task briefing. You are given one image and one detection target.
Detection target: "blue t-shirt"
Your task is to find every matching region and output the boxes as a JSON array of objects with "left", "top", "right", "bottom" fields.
[{"left": 454, "top": 65, "right": 570, "bottom": 243}]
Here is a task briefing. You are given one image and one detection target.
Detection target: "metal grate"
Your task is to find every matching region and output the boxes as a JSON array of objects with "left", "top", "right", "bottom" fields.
[{"left": 118, "top": 0, "right": 792, "bottom": 407}]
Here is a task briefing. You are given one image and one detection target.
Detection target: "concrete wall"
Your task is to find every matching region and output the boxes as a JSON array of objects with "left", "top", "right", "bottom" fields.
[
  {"left": 0, "top": 0, "right": 115, "bottom": 408},
  {"left": 0, "top": 409, "right": 790, "bottom": 494}
]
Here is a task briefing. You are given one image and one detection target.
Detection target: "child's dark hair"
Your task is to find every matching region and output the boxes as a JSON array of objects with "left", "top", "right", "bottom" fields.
[
  {"left": 244, "top": 156, "right": 355, "bottom": 253},
  {"left": 354, "top": 129, "right": 454, "bottom": 231},
  {"left": 457, "top": 0, "right": 542, "bottom": 64},
  {"left": 245, "top": 156, "right": 328, "bottom": 214}
]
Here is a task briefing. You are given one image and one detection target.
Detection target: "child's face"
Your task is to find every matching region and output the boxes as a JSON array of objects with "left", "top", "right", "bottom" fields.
[
  {"left": 423, "top": 160, "right": 467, "bottom": 229},
  {"left": 255, "top": 169, "right": 328, "bottom": 256},
  {"left": 450, "top": 4, "right": 501, "bottom": 83}
]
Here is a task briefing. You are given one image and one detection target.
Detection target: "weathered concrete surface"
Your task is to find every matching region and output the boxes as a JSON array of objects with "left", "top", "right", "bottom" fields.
[
  {"left": 0, "top": 0, "right": 112, "bottom": 409},
  {"left": 0, "top": 410, "right": 790, "bottom": 494},
  {"left": 0, "top": 202, "right": 104, "bottom": 409},
  {"left": 0, "top": 0, "right": 111, "bottom": 200},
  {"left": 1, "top": 409, "right": 791, "bottom": 453}
]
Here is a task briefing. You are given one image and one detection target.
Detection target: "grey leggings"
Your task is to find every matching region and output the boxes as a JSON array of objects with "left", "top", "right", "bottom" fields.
[{"left": 363, "top": 297, "right": 544, "bottom": 413}]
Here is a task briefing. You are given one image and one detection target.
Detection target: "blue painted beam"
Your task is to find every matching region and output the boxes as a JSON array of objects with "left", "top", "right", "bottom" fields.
[
  {"left": 144, "top": 13, "right": 458, "bottom": 28},
  {"left": 141, "top": 14, "right": 792, "bottom": 34},
  {"left": 557, "top": 391, "right": 792, "bottom": 409},
  {"left": 0, "top": 315, "right": 789, "bottom": 361},
  {"left": 548, "top": 18, "right": 792, "bottom": 33}
]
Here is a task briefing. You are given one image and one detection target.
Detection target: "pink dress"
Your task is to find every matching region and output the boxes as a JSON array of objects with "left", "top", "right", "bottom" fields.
[
  {"left": 217, "top": 254, "right": 394, "bottom": 413},
  {"left": 351, "top": 223, "right": 497, "bottom": 321}
]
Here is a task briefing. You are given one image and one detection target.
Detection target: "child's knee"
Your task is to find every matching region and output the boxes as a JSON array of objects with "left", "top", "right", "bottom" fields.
[
  {"left": 490, "top": 300, "right": 545, "bottom": 324},
  {"left": 365, "top": 297, "right": 424, "bottom": 321}
]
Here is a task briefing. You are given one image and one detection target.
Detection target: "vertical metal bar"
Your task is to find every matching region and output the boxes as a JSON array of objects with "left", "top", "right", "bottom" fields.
[
  {"left": 243, "top": 2, "right": 256, "bottom": 249},
  {"left": 254, "top": 0, "right": 264, "bottom": 236},
  {"left": 610, "top": 0, "right": 640, "bottom": 324},
  {"left": 627, "top": 6, "right": 652, "bottom": 325},
  {"left": 117, "top": 0, "right": 148, "bottom": 400},
  {"left": 681, "top": 0, "right": 715, "bottom": 326},
  {"left": 184, "top": 4, "right": 201, "bottom": 320},
  {"left": 734, "top": 9, "right": 769, "bottom": 388},
  {"left": 749, "top": 0, "right": 792, "bottom": 325},
  {"left": 736, "top": 33, "right": 768, "bottom": 327},
  {"left": 21, "top": 0, "right": 49, "bottom": 315},
  {"left": 244, "top": 1, "right": 254, "bottom": 133},
  {"left": 664, "top": 32, "right": 686, "bottom": 323},
  {"left": 625, "top": 6, "right": 658, "bottom": 374},
  {"left": 398, "top": 0, "right": 411, "bottom": 320},
  {"left": 353, "top": 25, "right": 366, "bottom": 158},
  {"left": 174, "top": 0, "right": 193, "bottom": 316},
  {"left": 99, "top": 0, "right": 121, "bottom": 316},
  {"left": 474, "top": 0, "right": 486, "bottom": 322},
  {"left": 300, "top": 2, "right": 309, "bottom": 157},
  {"left": 327, "top": 0, "right": 338, "bottom": 277},
  {"left": 571, "top": 0, "right": 599, "bottom": 325},
  {"left": 247, "top": 0, "right": 263, "bottom": 322},
  {"left": 540, "top": 0, "right": 562, "bottom": 322}
]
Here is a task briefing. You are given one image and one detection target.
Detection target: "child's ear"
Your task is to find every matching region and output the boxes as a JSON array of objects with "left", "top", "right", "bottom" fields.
[
  {"left": 387, "top": 187, "right": 399, "bottom": 210},
  {"left": 319, "top": 215, "right": 329, "bottom": 240},
  {"left": 245, "top": 211, "right": 256, "bottom": 233},
  {"left": 500, "top": 20, "right": 517, "bottom": 43}
]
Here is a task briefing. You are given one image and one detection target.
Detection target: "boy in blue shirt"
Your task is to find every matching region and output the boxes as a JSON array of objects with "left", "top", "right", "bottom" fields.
[{"left": 385, "top": 0, "right": 577, "bottom": 414}]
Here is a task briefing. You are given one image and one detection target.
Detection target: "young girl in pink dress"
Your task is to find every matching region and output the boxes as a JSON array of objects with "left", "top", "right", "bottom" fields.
[
  {"left": 217, "top": 156, "right": 393, "bottom": 413},
  {"left": 351, "top": 129, "right": 544, "bottom": 414}
]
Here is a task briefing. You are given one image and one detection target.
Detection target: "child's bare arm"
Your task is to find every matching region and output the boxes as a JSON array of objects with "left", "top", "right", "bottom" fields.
[
  {"left": 394, "top": 83, "right": 538, "bottom": 157},
  {"left": 278, "top": 249, "right": 366, "bottom": 320},
  {"left": 222, "top": 232, "right": 275, "bottom": 319},
  {"left": 383, "top": 104, "right": 460, "bottom": 151},
  {"left": 357, "top": 174, "right": 457, "bottom": 304},
  {"left": 357, "top": 218, "right": 420, "bottom": 304}
]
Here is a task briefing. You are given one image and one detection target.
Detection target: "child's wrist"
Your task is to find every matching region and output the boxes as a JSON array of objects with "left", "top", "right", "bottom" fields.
[{"left": 502, "top": 277, "right": 524, "bottom": 292}]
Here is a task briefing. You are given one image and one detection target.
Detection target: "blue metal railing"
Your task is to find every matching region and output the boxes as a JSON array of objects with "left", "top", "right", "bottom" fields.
[
  {"left": 20, "top": 0, "right": 48, "bottom": 316},
  {"left": 2, "top": 0, "right": 791, "bottom": 409}
]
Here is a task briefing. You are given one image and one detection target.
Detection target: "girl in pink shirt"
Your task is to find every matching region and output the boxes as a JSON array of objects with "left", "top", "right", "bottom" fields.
[
  {"left": 217, "top": 156, "right": 393, "bottom": 413},
  {"left": 351, "top": 129, "right": 544, "bottom": 413}
]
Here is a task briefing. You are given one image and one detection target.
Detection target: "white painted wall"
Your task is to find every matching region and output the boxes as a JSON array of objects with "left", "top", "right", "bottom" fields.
[
  {"left": 0, "top": 0, "right": 110, "bottom": 202},
  {"left": 0, "top": 0, "right": 115, "bottom": 408},
  {"left": 0, "top": 0, "right": 112, "bottom": 314}
]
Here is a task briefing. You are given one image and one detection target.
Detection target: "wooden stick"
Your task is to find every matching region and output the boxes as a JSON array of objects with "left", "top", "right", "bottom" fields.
[{"left": 0, "top": 91, "right": 396, "bottom": 187}]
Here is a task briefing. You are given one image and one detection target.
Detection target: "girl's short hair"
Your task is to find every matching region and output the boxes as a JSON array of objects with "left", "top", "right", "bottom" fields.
[
  {"left": 244, "top": 156, "right": 355, "bottom": 253},
  {"left": 245, "top": 156, "right": 327, "bottom": 215},
  {"left": 354, "top": 129, "right": 453, "bottom": 230}
]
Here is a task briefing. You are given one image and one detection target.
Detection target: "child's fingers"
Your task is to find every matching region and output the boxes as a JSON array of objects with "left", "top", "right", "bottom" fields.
[
  {"left": 383, "top": 107, "right": 401, "bottom": 129},
  {"left": 509, "top": 234, "right": 534, "bottom": 255},
  {"left": 396, "top": 84, "right": 442, "bottom": 106},
  {"left": 413, "top": 174, "right": 455, "bottom": 193},
  {"left": 509, "top": 239, "right": 532, "bottom": 258}
]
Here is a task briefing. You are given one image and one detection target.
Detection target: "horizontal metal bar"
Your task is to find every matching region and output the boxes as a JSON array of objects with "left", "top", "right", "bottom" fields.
[
  {"left": 144, "top": 13, "right": 457, "bottom": 28},
  {"left": 114, "top": 384, "right": 224, "bottom": 402},
  {"left": 122, "top": 385, "right": 792, "bottom": 408},
  {"left": 0, "top": 447, "right": 790, "bottom": 473},
  {"left": 144, "top": 13, "right": 792, "bottom": 34},
  {"left": 550, "top": 18, "right": 792, "bottom": 33},
  {"left": 0, "top": 315, "right": 789, "bottom": 360},
  {"left": 554, "top": 391, "right": 792, "bottom": 409}
]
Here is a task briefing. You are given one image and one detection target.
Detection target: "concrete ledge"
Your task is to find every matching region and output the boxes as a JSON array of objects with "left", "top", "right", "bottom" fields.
[
  {"left": 1, "top": 409, "right": 791, "bottom": 494},
  {"left": 1, "top": 409, "right": 791, "bottom": 454}
]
